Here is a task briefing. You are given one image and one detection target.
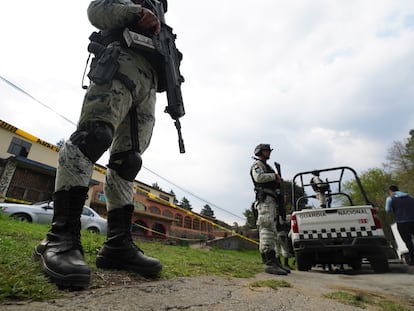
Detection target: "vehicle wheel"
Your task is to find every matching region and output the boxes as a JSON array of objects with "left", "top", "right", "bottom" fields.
[
  {"left": 402, "top": 253, "right": 411, "bottom": 265},
  {"left": 87, "top": 227, "right": 99, "bottom": 234},
  {"left": 369, "top": 255, "right": 389, "bottom": 273},
  {"left": 296, "top": 253, "right": 311, "bottom": 271},
  {"left": 350, "top": 258, "right": 362, "bottom": 271},
  {"left": 12, "top": 213, "right": 32, "bottom": 222}
]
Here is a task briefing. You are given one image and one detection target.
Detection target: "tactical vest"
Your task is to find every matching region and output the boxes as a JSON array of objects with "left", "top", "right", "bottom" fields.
[
  {"left": 391, "top": 195, "right": 414, "bottom": 222},
  {"left": 250, "top": 160, "right": 278, "bottom": 191},
  {"left": 310, "top": 177, "right": 330, "bottom": 192},
  {"left": 97, "top": 28, "right": 167, "bottom": 92}
]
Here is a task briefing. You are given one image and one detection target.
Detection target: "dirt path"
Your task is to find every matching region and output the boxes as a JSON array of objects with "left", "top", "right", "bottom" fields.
[{"left": 2, "top": 263, "right": 414, "bottom": 311}]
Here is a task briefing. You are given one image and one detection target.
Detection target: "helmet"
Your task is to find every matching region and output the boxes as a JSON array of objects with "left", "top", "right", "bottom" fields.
[{"left": 254, "top": 144, "right": 273, "bottom": 156}]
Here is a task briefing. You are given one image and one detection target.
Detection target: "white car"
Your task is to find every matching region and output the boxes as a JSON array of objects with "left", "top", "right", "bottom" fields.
[{"left": 0, "top": 201, "right": 107, "bottom": 235}]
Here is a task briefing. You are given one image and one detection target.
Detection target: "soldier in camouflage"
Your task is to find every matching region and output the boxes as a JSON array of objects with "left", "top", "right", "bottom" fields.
[
  {"left": 310, "top": 171, "right": 328, "bottom": 208},
  {"left": 250, "top": 144, "right": 289, "bottom": 275},
  {"left": 33, "top": 0, "right": 166, "bottom": 289}
]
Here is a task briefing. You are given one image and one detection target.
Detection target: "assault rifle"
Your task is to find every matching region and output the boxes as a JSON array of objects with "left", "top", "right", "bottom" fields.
[
  {"left": 124, "top": 0, "right": 186, "bottom": 153},
  {"left": 274, "top": 162, "right": 287, "bottom": 222}
]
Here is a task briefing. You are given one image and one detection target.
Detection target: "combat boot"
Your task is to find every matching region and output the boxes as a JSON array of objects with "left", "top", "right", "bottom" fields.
[
  {"left": 33, "top": 186, "right": 90, "bottom": 289},
  {"left": 277, "top": 256, "right": 291, "bottom": 274},
  {"left": 410, "top": 255, "right": 414, "bottom": 266},
  {"left": 96, "top": 205, "right": 162, "bottom": 277},
  {"left": 261, "top": 252, "right": 266, "bottom": 264},
  {"left": 263, "top": 250, "right": 288, "bottom": 275}
]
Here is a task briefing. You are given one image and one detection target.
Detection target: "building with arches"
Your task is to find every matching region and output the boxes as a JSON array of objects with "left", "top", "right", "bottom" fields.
[
  {"left": 0, "top": 119, "right": 226, "bottom": 243},
  {"left": 89, "top": 179, "right": 217, "bottom": 242}
]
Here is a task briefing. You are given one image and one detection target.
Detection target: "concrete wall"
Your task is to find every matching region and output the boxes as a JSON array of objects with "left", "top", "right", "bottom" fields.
[{"left": 207, "top": 235, "right": 258, "bottom": 251}]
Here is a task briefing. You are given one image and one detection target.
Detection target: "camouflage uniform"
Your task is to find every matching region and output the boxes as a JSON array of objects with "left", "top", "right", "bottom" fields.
[
  {"left": 251, "top": 149, "right": 290, "bottom": 275},
  {"left": 33, "top": 0, "right": 163, "bottom": 289},
  {"left": 310, "top": 174, "right": 327, "bottom": 208},
  {"left": 57, "top": 0, "right": 157, "bottom": 212},
  {"left": 250, "top": 159, "right": 280, "bottom": 255}
]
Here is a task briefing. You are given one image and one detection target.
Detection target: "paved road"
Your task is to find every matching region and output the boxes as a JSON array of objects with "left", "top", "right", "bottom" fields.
[{"left": 2, "top": 263, "right": 413, "bottom": 311}]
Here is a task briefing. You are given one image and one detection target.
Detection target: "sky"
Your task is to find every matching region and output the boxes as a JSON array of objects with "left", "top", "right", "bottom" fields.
[{"left": 1, "top": 1, "right": 414, "bottom": 225}]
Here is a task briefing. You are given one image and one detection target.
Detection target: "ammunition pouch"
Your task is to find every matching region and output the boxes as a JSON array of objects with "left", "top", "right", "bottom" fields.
[
  {"left": 87, "top": 34, "right": 137, "bottom": 94},
  {"left": 87, "top": 29, "right": 166, "bottom": 92},
  {"left": 251, "top": 202, "right": 258, "bottom": 223},
  {"left": 254, "top": 188, "right": 266, "bottom": 203},
  {"left": 87, "top": 42, "right": 120, "bottom": 85},
  {"left": 318, "top": 183, "right": 330, "bottom": 192}
]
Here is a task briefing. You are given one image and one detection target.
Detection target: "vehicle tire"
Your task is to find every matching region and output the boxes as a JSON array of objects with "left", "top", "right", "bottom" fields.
[
  {"left": 296, "top": 253, "right": 311, "bottom": 271},
  {"left": 350, "top": 258, "right": 362, "bottom": 271},
  {"left": 87, "top": 227, "right": 99, "bottom": 234},
  {"left": 369, "top": 255, "right": 389, "bottom": 273},
  {"left": 402, "top": 253, "right": 410, "bottom": 265},
  {"left": 12, "top": 213, "right": 32, "bottom": 222}
]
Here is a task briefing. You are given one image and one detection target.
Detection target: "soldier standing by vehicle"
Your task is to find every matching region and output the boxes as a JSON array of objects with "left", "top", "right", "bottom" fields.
[
  {"left": 310, "top": 171, "right": 330, "bottom": 208},
  {"left": 250, "top": 144, "right": 289, "bottom": 275},
  {"left": 33, "top": 0, "right": 184, "bottom": 290}
]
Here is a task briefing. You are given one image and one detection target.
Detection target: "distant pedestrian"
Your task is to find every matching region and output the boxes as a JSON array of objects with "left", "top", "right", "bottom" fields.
[{"left": 385, "top": 185, "right": 414, "bottom": 265}]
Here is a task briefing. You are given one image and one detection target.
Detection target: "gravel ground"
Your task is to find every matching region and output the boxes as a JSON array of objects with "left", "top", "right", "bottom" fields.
[{"left": 2, "top": 263, "right": 414, "bottom": 311}]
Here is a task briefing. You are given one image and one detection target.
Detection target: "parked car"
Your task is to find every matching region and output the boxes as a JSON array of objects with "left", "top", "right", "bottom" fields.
[{"left": 0, "top": 201, "right": 107, "bottom": 235}]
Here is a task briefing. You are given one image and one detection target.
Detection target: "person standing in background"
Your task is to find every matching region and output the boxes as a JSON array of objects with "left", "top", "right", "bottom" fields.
[{"left": 385, "top": 185, "right": 414, "bottom": 265}]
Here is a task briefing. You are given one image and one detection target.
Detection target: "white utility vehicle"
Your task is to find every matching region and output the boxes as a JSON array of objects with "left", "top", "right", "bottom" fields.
[{"left": 290, "top": 166, "right": 396, "bottom": 273}]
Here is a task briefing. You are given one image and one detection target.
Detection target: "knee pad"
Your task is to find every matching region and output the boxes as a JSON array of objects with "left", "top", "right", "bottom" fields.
[
  {"left": 107, "top": 150, "right": 142, "bottom": 181},
  {"left": 70, "top": 121, "right": 113, "bottom": 163}
]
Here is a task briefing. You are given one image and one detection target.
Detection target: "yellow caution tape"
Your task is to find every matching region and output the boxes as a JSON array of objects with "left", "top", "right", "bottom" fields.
[
  {"left": 1, "top": 119, "right": 257, "bottom": 245},
  {"left": 1, "top": 119, "right": 104, "bottom": 174},
  {"left": 0, "top": 194, "right": 32, "bottom": 205}
]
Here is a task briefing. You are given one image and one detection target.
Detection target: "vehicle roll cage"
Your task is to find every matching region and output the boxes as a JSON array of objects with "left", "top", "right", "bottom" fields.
[{"left": 291, "top": 166, "right": 372, "bottom": 211}]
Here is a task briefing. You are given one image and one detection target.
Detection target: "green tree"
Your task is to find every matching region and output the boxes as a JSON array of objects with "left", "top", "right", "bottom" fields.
[
  {"left": 386, "top": 129, "right": 414, "bottom": 194},
  {"left": 342, "top": 168, "right": 394, "bottom": 240},
  {"left": 200, "top": 204, "right": 214, "bottom": 217},
  {"left": 169, "top": 190, "right": 178, "bottom": 204},
  {"left": 280, "top": 180, "right": 293, "bottom": 212},
  {"left": 152, "top": 182, "right": 162, "bottom": 191},
  {"left": 178, "top": 197, "right": 192, "bottom": 211},
  {"left": 243, "top": 205, "right": 257, "bottom": 229},
  {"left": 290, "top": 182, "right": 307, "bottom": 211},
  {"left": 406, "top": 129, "right": 414, "bottom": 164}
]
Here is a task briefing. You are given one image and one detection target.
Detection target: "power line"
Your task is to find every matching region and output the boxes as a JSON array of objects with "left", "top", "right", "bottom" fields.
[
  {"left": 0, "top": 75, "right": 76, "bottom": 126},
  {"left": 143, "top": 166, "right": 245, "bottom": 221},
  {"left": 0, "top": 75, "right": 246, "bottom": 222}
]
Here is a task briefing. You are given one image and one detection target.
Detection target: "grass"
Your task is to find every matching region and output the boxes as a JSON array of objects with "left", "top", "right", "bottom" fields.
[
  {"left": 323, "top": 291, "right": 410, "bottom": 311},
  {"left": 1, "top": 213, "right": 411, "bottom": 311},
  {"left": 0, "top": 213, "right": 263, "bottom": 302}
]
